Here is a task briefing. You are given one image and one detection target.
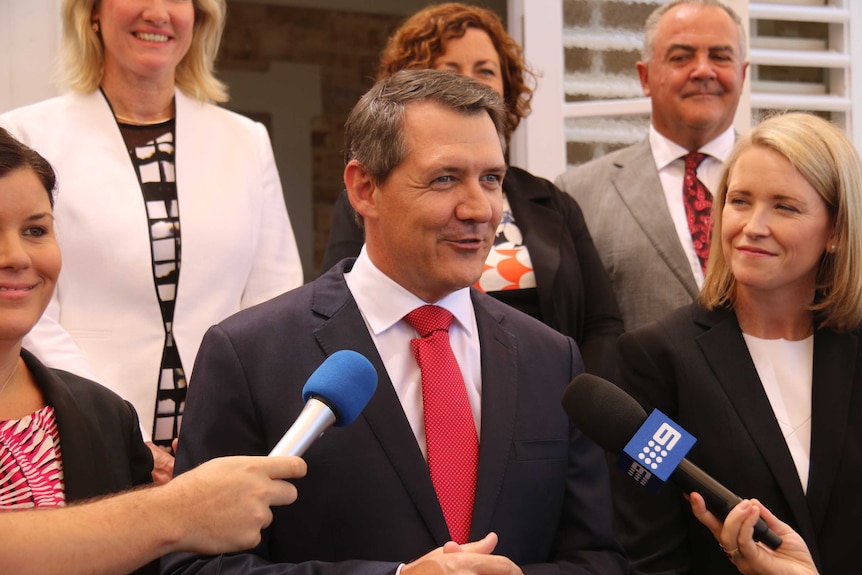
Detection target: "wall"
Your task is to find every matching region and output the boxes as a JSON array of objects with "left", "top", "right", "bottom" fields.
[
  {"left": 0, "top": 0, "right": 61, "bottom": 112},
  {"left": 561, "top": 0, "right": 660, "bottom": 166},
  {"left": 217, "top": 3, "right": 404, "bottom": 276}
]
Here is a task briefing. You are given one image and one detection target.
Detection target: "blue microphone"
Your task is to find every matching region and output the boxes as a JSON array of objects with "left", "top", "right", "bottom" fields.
[
  {"left": 562, "top": 373, "right": 782, "bottom": 550},
  {"left": 269, "top": 350, "right": 377, "bottom": 457}
]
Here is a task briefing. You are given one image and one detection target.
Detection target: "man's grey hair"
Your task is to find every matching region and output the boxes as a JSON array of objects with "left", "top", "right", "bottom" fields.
[
  {"left": 344, "top": 68, "right": 508, "bottom": 185},
  {"left": 642, "top": 0, "right": 747, "bottom": 63}
]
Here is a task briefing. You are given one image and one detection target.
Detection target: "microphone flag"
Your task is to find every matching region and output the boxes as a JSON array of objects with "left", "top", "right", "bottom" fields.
[{"left": 619, "top": 409, "right": 696, "bottom": 493}]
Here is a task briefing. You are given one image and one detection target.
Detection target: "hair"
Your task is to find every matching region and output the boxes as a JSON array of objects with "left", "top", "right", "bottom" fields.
[
  {"left": 0, "top": 128, "right": 57, "bottom": 208},
  {"left": 344, "top": 68, "right": 507, "bottom": 187},
  {"left": 377, "top": 2, "right": 535, "bottom": 140},
  {"left": 58, "top": 0, "right": 228, "bottom": 103},
  {"left": 700, "top": 112, "right": 862, "bottom": 332},
  {"left": 642, "top": 0, "right": 747, "bottom": 63}
]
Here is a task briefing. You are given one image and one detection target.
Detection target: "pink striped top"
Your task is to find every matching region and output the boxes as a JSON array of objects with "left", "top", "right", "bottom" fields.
[{"left": 0, "top": 405, "right": 66, "bottom": 509}]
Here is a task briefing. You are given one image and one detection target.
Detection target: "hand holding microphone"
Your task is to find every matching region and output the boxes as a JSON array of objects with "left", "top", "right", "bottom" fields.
[
  {"left": 691, "top": 496, "right": 818, "bottom": 575},
  {"left": 269, "top": 350, "right": 378, "bottom": 457},
  {"left": 561, "top": 373, "right": 782, "bottom": 551}
]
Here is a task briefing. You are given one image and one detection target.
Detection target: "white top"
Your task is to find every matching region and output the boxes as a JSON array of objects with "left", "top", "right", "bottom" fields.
[
  {"left": 345, "top": 246, "right": 482, "bottom": 459},
  {"left": 742, "top": 333, "right": 814, "bottom": 493},
  {"left": 649, "top": 125, "right": 735, "bottom": 288}
]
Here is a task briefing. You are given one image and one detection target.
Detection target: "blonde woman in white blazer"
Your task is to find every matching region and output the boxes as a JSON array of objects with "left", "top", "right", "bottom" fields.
[{"left": 1, "top": 0, "right": 303, "bottom": 483}]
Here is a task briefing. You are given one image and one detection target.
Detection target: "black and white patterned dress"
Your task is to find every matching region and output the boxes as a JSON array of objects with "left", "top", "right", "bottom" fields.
[{"left": 118, "top": 121, "right": 186, "bottom": 449}]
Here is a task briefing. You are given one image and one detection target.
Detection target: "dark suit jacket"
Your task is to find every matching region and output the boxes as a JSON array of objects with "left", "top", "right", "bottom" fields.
[
  {"left": 321, "top": 166, "right": 623, "bottom": 381},
  {"left": 163, "top": 259, "right": 627, "bottom": 575},
  {"left": 612, "top": 304, "right": 862, "bottom": 575},
  {"left": 555, "top": 140, "right": 700, "bottom": 332},
  {"left": 21, "top": 348, "right": 155, "bottom": 573}
]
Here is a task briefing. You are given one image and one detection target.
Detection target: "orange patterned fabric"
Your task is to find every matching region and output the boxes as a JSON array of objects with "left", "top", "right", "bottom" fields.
[{"left": 474, "top": 195, "right": 536, "bottom": 293}]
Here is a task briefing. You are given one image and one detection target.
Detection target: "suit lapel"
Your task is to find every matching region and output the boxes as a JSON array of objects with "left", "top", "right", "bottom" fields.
[
  {"left": 807, "top": 329, "right": 857, "bottom": 532},
  {"left": 694, "top": 308, "right": 816, "bottom": 541},
  {"left": 310, "top": 265, "right": 450, "bottom": 544},
  {"left": 611, "top": 141, "right": 699, "bottom": 298},
  {"left": 469, "top": 293, "right": 519, "bottom": 539},
  {"left": 20, "top": 350, "right": 118, "bottom": 502}
]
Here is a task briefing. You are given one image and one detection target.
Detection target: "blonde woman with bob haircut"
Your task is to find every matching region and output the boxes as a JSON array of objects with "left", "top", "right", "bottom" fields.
[
  {"left": 701, "top": 112, "right": 862, "bottom": 330},
  {"left": 610, "top": 112, "right": 862, "bottom": 575},
  {"left": 1, "top": 0, "right": 303, "bottom": 484}
]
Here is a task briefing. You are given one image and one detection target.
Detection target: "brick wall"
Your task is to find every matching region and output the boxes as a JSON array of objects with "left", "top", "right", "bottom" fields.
[{"left": 217, "top": 3, "right": 404, "bottom": 273}]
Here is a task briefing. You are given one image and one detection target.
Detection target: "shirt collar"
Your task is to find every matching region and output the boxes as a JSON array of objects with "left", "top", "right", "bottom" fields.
[
  {"left": 649, "top": 124, "right": 736, "bottom": 171},
  {"left": 346, "top": 246, "right": 475, "bottom": 337}
]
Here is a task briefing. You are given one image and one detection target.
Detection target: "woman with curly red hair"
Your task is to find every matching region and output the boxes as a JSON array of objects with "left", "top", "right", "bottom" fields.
[
  {"left": 323, "top": 2, "right": 623, "bottom": 381},
  {"left": 377, "top": 2, "right": 533, "bottom": 141}
]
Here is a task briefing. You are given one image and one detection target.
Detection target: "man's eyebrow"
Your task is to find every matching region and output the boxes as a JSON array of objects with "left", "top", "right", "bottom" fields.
[
  {"left": 665, "top": 43, "right": 737, "bottom": 54},
  {"left": 665, "top": 43, "right": 696, "bottom": 54}
]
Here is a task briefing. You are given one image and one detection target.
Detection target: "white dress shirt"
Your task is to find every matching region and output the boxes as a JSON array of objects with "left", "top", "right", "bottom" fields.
[
  {"left": 743, "top": 333, "right": 813, "bottom": 493},
  {"left": 650, "top": 125, "right": 735, "bottom": 288},
  {"left": 344, "top": 247, "right": 483, "bottom": 459}
]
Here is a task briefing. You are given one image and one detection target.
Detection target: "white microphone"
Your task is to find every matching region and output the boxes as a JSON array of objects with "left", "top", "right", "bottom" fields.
[{"left": 269, "top": 350, "right": 377, "bottom": 457}]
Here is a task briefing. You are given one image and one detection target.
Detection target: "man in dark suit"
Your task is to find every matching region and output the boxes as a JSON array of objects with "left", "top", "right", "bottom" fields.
[
  {"left": 555, "top": 0, "right": 749, "bottom": 332},
  {"left": 162, "top": 69, "right": 626, "bottom": 575}
]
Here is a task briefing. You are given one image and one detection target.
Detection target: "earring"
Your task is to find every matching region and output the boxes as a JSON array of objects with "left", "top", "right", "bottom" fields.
[
  {"left": 831, "top": 244, "right": 838, "bottom": 253},
  {"left": 91, "top": 21, "right": 100, "bottom": 33}
]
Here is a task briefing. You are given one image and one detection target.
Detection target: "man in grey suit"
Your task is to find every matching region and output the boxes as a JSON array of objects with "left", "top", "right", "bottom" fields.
[
  {"left": 164, "top": 69, "right": 625, "bottom": 575},
  {"left": 555, "top": 0, "right": 749, "bottom": 331}
]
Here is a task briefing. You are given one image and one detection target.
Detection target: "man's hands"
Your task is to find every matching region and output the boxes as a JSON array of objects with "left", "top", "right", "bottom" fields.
[
  {"left": 146, "top": 441, "right": 175, "bottom": 485},
  {"left": 164, "top": 455, "right": 307, "bottom": 555},
  {"left": 402, "top": 533, "right": 523, "bottom": 575}
]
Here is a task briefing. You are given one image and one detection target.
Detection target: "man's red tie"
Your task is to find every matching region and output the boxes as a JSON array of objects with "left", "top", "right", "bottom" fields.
[
  {"left": 683, "top": 151, "right": 713, "bottom": 274},
  {"left": 405, "top": 305, "right": 478, "bottom": 544}
]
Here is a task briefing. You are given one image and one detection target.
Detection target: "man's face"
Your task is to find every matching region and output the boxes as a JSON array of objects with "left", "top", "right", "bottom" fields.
[
  {"left": 358, "top": 101, "right": 505, "bottom": 303},
  {"left": 637, "top": 4, "right": 748, "bottom": 150}
]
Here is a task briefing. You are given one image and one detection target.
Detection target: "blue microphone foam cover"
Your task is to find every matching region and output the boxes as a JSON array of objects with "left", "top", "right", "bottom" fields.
[{"left": 302, "top": 350, "right": 378, "bottom": 426}]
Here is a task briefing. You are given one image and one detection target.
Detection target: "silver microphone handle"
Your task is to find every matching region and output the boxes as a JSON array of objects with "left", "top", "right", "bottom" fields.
[{"left": 268, "top": 398, "right": 336, "bottom": 457}]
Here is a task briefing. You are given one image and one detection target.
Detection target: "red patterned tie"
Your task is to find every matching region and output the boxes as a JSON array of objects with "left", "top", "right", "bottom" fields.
[
  {"left": 405, "top": 305, "right": 478, "bottom": 544},
  {"left": 683, "top": 152, "right": 713, "bottom": 274}
]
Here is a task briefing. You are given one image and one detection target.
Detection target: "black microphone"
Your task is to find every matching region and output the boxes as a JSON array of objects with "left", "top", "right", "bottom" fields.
[
  {"left": 562, "top": 373, "right": 782, "bottom": 550},
  {"left": 269, "top": 350, "right": 378, "bottom": 457}
]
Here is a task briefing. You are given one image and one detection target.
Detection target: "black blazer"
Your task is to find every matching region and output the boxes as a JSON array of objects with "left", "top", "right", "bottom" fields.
[
  {"left": 320, "top": 166, "right": 623, "bottom": 380},
  {"left": 163, "top": 259, "right": 627, "bottom": 575},
  {"left": 612, "top": 304, "right": 862, "bottom": 575},
  {"left": 21, "top": 348, "right": 155, "bottom": 573}
]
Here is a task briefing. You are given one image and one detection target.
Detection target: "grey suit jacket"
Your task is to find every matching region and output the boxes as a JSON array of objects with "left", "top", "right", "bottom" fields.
[
  {"left": 163, "top": 259, "right": 626, "bottom": 575},
  {"left": 555, "top": 140, "right": 698, "bottom": 331}
]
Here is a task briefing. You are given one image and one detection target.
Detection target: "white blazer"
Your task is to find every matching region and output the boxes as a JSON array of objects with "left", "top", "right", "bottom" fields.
[{"left": 1, "top": 90, "right": 304, "bottom": 438}]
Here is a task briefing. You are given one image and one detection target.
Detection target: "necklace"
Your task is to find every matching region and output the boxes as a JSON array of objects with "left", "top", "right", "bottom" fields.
[
  {"left": 98, "top": 86, "right": 175, "bottom": 127},
  {"left": 0, "top": 359, "right": 20, "bottom": 396},
  {"left": 113, "top": 114, "right": 174, "bottom": 126}
]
